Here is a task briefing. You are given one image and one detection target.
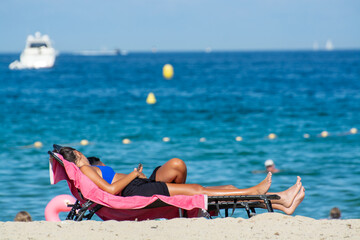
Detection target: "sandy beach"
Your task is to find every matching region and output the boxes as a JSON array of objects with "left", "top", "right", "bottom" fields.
[{"left": 1, "top": 213, "right": 359, "bottom": 240}]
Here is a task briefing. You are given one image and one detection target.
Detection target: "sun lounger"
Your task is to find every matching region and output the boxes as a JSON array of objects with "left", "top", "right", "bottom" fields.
[{"left": 48, "top": 145, "right": 280, "bottom": 221}]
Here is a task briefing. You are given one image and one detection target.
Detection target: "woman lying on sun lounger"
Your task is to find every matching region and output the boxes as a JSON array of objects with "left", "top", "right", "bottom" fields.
[
  {"left": 58, "top": 147, "right": 305, "bottom": 215},
  {"left": 87, "top": 156, "right": 188, "bottom": 184}
]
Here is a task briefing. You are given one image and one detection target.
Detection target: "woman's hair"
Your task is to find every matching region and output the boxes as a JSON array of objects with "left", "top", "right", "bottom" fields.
[
  {"left": 14, "top": 211, "right": 32, "bottom": 222},
  {"left": 88, "top": 156, "right": 100, "bottom": 165},
  {"left": 59, "top": 147, "right": 78, "bottom": 163}
]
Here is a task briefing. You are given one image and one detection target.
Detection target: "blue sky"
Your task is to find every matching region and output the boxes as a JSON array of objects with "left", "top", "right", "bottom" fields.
[{"left": 1, "top": 0, "right": 359, "bottom": 52}]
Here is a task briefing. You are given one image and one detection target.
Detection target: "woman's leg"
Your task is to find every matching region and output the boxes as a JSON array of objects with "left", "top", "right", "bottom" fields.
[
  {"left": 206, "top": 185, "right": 238, "bottom": 189},
  {"left": 266, "top": 176, "right": 302, "bottom": 208},
  {"left": 155, "top": 158, "right": 187, "bottom": 184},
  {"left": 208, "top": 176, "right": 303, "bottom": 212},
  {"left": 207, "top": 177, "right": 302, "bottom": 208},
  {"left": 166, "top": 173, "right": 272, "bottom": 196},
  {"left": 271, "top": 187, "right": 305, "bottom": 214},
  {"left": 166, "top": 174, "right": 304, "bottom": 214}
]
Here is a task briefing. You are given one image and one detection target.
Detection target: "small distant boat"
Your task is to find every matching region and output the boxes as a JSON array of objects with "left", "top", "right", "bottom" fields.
[
  {"left": 325, "top": 40, "right": 334, "bottom": 51},
  {"left": 9, "top": 32, "right": 56, "bottom": 70},
  {"left": 77, "top": 48, "right": 127, "bottom": 56},
  {"left": 205, "top": 47, "right": 212, "bottom": 53},
  {"left": 312, "top": 41, "right": 319, "bottom": 51}
]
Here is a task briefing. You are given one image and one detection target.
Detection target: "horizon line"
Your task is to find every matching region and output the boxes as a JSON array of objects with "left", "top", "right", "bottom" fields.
[{"left": 1, "top": 47, "right": 360, "bottom": 55}]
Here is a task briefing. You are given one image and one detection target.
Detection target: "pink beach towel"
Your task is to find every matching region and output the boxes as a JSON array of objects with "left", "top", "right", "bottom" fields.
[{"left": 49, "top": 153, "right": 207, "bottom": 221}]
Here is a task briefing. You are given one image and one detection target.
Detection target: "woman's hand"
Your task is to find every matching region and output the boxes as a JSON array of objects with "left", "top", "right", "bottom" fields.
[
  {"left": 137, "top": 172, "right": 147, "bottom": 179},
  {"left": 134, "top": 165, "right": 147, "bottom": 179}
]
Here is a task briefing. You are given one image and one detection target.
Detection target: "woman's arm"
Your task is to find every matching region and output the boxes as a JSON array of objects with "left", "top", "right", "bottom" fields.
[{"left": 80, "top": 166, "right": 140, "bottom": 195}]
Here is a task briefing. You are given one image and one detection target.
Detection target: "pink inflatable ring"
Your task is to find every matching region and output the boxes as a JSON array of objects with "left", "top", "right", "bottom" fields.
[{"left": 45, "top": 194, "right": 76, "bottom": 221}]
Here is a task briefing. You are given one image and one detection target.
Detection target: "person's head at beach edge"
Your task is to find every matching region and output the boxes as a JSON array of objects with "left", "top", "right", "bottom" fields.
[
  {"left": 265, "top": 159, "right": 279, "bottom": 173},
  {"left": 330, "top": 207, "right": 341, "bottom": 219},
  {"left": 14, "top": 211, "right": 32, "bottom": 222}
]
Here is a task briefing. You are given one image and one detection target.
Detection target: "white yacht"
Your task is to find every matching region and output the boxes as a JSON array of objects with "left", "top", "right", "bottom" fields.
[
  {"left": 325, "top": 40, "right": 334, "bottom": 51},
  {"left": 9, "top": 32, "right": 56, "bottom": 69}
]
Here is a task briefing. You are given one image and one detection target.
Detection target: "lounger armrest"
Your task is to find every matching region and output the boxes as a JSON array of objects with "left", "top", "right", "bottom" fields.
[
  {"left": 48, "top": 151, "right": 64, "bottom": 167},
  {"left": 207, "top": 194, "right": 280, "bottom": 202}
]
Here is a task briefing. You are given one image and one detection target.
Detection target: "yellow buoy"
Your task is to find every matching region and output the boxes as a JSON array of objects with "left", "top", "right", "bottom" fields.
[
  {"left": 146, "top": 92, "right": 156, "bottom": 104},
  {"left": 34, "top": 141, "right": 43, "bottom": 148},
  {"left": 268, "top": 133, "right": 277, "bottom": 140},
  {"left": 303, "top": 133, "right": 310, "bottom": 139},
  {"left": 350, "top": 128, "right": 358, "bottom": 134},
  {"left": 163, "top": 137, "right": 170, "bottom": 142},
  {"left": 122, "top": 138, "right": 131, "bottom": 144},
  {"left": 235, "top": 136, "right": 243, "bottom": 142},
  {"left": 80, "top": 139, "right": 89, "bottom": 146},
  {"left": 321, "top": 131, "right": 329, "bottom": 138},
  {"left": 162, "top": 64, "right": 174, "bottom": 80}
]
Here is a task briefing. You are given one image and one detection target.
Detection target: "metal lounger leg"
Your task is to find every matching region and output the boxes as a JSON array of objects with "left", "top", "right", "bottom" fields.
[
  {"left": 243, "top": 203, "right": 251, "bottom": 218},
  {"left": 250, "top": 207, "right": 256, "bottom": 216},
  {"left": 178, "top": 209, "right": 188, "bottom": 218},
  {"left": 264, "top": 198, "right": 274, "bottom": 212},
  {"left": 230, "top": 199, "right": 237, "bottom": 217},
  {"left": 215, "top": 201, "right": 224, "bottom": 218},
  {"left": 179, "top": 208, "right": 183, "bottom": 217},
  {"left": 74, "top": 200, "right": 93, "bottom": 221},
  {"left": 66, "top": 200, "right": 80, "bottom": 220}
]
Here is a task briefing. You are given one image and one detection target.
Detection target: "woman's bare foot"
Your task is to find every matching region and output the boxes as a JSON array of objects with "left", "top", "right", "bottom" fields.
[
  {"left": 252, "top": 172, "right": 272, "bottom": 195},
  {"left": 282, "top": 186, "right": 305, "bottom": 215},
  {"left": 269, "top": 176, "right": 302, "bottom": 208}
]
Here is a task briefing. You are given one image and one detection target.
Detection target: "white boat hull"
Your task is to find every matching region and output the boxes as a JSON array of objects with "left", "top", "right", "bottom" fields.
[
  {"left": 9, "top": 32, "right": 56, "bottom": 70},
  {"left": 20, "top": 48, "right": 56, "bottom": 69}
]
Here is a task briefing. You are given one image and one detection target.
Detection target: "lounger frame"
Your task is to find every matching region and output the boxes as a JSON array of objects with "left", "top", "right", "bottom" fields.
[{"left": 48, "top": 149, "right": 280, "bottom": 221}]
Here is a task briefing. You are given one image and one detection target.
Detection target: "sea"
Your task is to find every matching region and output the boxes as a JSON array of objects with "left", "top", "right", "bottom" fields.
[{"left": 0, "top": 50, "right": 359, "bottom": 221}]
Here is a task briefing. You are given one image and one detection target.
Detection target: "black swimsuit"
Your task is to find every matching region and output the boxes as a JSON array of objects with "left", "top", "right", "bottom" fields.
[{"left": 121, "top": 166, "right": 170, "bottom": 197}]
